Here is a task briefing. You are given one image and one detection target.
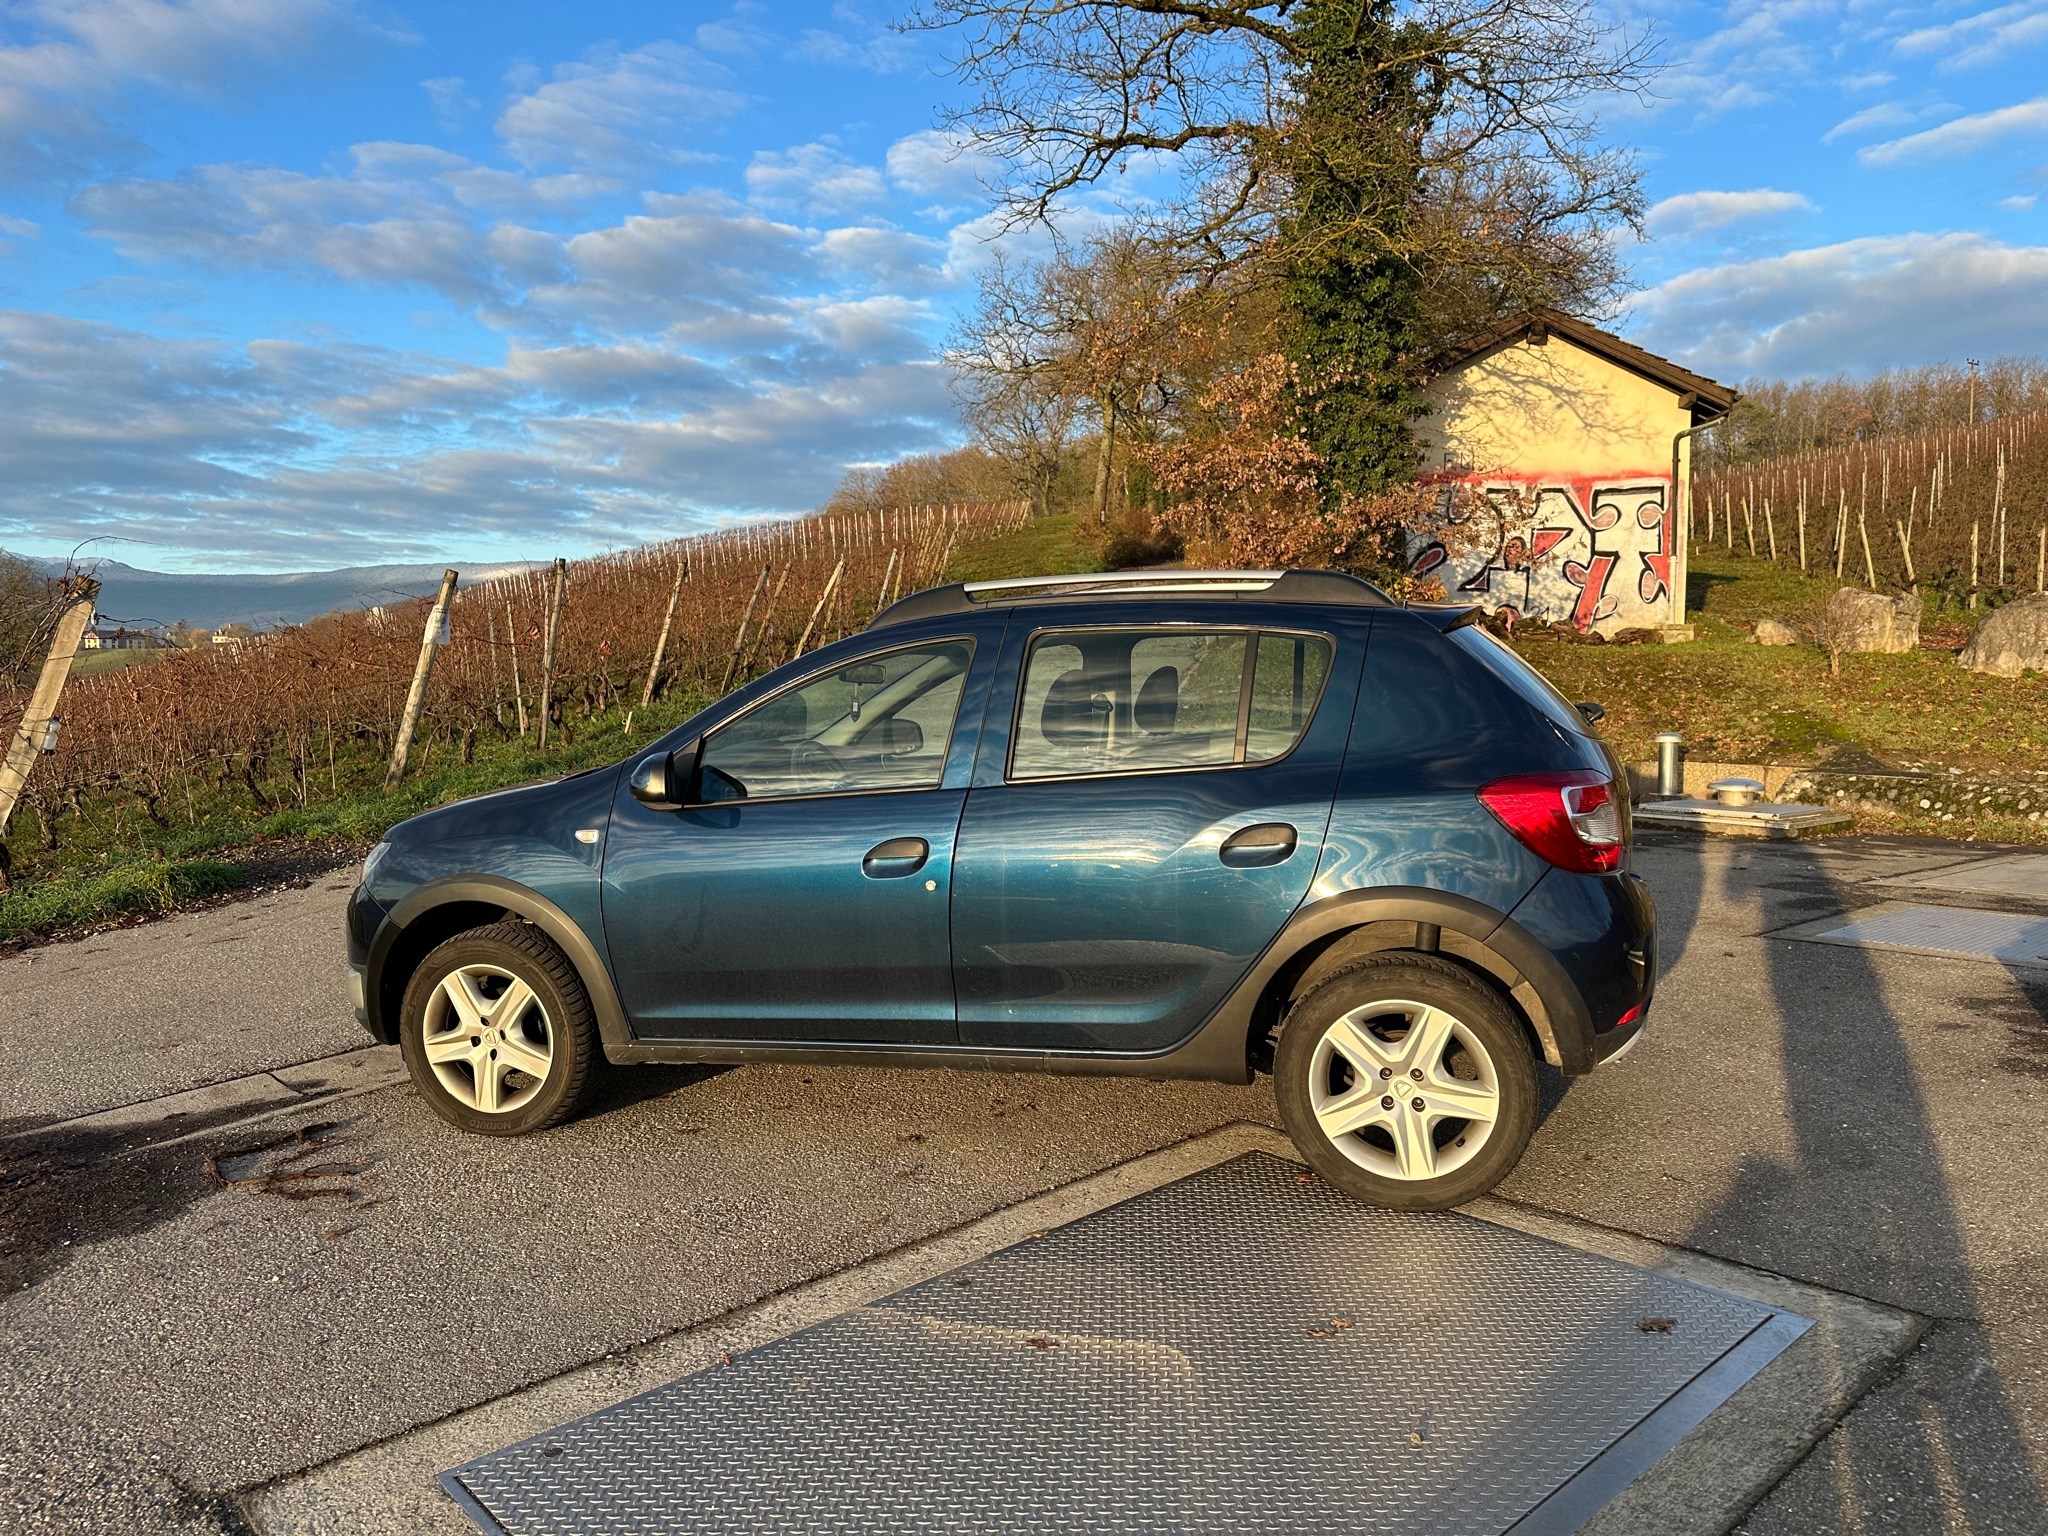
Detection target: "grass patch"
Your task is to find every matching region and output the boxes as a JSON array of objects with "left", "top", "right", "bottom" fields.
[
  {"left": 944, "top": 512, "right": 1108, "bottom": 583},
  {"left": 1516, "top": 548, "right": 2048, "bottom": 840},
  {"left": 0, "top": 857, "right": 242, "bottom": 942}
]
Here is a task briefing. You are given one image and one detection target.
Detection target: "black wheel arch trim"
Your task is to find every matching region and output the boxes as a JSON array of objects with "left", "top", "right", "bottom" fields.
[
  {"left": 365, "top": 876, "right": 633, "bottom": 1052},
  {"left": 1181, "top": 885, "right": 1595, "bottom": 1079}
]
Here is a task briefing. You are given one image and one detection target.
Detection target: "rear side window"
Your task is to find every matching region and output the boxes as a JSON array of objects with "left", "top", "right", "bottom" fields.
[
  {"left": 1010, "top": 627, "right": 1331, "bottom": 782},
  {"left": 1447, "top": 624, "right": 1589, "bottom": 738}
]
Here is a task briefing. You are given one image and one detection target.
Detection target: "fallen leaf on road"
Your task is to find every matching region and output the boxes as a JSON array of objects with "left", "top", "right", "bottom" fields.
[{"left": 1637, "top": 1316, "right": 1677, "bottom": 1333}]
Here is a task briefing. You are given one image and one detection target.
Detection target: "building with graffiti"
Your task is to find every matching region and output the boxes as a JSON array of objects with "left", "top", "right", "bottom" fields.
[{"left": 1411, "top": 310, "right": 1737, "bottom": 635}]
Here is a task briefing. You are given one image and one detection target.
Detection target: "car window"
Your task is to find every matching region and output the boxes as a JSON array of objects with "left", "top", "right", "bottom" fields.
[
  {"left": 698, "top": 640, "right": 973, "bottom": 800},
  {"left": 1247, "top": 633, "right": 1333, "bottom": 761},
  {"left": 1010, "top": 628, "right": 1326, "bottom": 781}
]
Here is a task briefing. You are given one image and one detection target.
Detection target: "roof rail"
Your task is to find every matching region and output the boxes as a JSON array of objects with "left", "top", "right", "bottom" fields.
[{"left": 868, "top": 567, "right": 1394, "bottom": 628}]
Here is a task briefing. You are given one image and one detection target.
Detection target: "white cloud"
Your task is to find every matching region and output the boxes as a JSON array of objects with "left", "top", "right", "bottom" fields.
[
  {"left": 1628, "top": 232, "right": 2048, "bottom": 377},
  {"left": 2001, "top": 193, "right": 2040, "bottom": 209},
  {"left": 745, "top": 143, "right": 887, "bottom": 217},
  {"left": 0, "top": 0, "right": 400, "bottom": 187},
  {"left": 1861, "top": 96, "right": 2048, "bottom": 163},
  {"left": 1644, "top": 188, "right": 1815, "bottom": 240},
  {"left": 885, "top": 129, "right": 994, "bottom": 202},
  {"left": 1895, "top": 3, "right": 2048, "bottom": 71},
  {"left": 494, "top": 41, "right": 744, "bottom": 173},
  {"left": 1822, "top": 101, "right": 1918, "bottom": 142}
]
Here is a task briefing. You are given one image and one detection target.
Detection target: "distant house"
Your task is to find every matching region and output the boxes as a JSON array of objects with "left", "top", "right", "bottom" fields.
[
  {"left": 1410, "top": 308, "right": 1738, "bottom": 635},
  {"left": 81, "top": 625, "right": 166, "bottom": 651},
  {"left": 211, "top": 622, "right": 256, "bottom": 646}
]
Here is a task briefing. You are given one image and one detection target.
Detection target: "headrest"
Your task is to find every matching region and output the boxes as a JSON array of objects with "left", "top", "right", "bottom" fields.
[
  {"left": 1134, "top": 666, "right": 1180, "bottom": 733},
  {"left": 1040, "top": 669, "right": 1107, "bottom": 745}
]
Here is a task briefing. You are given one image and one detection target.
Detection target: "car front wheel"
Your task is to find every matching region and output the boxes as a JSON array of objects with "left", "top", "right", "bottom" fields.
[
  {"left": 399, "top": 922, "right": 601, "bottom": 1136},
  {"left": 1274, "top": 954, "right": 1538, "bottom": 1211}
]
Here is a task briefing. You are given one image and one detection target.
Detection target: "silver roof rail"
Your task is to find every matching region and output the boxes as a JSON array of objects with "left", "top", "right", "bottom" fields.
[{"left": 961, "top": 570, "right": 1286, "bottom": 598}]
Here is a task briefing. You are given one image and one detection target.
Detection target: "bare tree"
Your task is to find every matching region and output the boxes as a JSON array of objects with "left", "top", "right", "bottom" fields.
[
  {"left": 909, "top": 0, "right": 1649, "bottom": 336},
  {"left": 950, "top": 231, "right": 1191, "bottom": 520}
]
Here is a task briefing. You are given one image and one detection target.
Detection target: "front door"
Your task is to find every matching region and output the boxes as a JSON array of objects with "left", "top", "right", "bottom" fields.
[
  {"left": 603, "top": 634, "right": 988, "bottom": 1043},
  {"left": 951, "top": 620, "right": 1362, "bottom": 1054}
]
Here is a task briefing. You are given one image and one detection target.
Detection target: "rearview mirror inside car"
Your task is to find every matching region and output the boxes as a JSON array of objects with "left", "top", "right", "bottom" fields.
[{"left": 839, "top": 662, "right": 887, "bottom": 686}]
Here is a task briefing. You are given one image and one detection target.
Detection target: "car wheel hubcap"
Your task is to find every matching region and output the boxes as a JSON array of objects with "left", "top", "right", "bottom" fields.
[
  {"left": 421, "top": 963, "right": 554, "bottom": 1114},
  {"left": 1308, "top": 999, "right": 1500, "bottom": 1181}
]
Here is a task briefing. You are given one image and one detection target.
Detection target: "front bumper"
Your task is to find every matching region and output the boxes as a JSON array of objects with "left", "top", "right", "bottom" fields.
[{"left": 345, "top": 882, "right": 385, "bottom": 1037}]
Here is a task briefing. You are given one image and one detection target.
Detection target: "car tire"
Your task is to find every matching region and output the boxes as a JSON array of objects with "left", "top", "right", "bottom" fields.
[
  {"left": 1273, "top": 953, "right": 1538, "bottom": 1211},
  {"left": 398, "top": 922, "right": 602, "bottom": 1136}
]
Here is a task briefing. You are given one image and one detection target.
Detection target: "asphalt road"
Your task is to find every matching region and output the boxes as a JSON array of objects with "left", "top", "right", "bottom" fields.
[{"left": 2, "top": 834, "right": 2045, "bottom": 1535}]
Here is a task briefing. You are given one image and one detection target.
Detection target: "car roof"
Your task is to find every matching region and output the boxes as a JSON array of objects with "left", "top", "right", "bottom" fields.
[{"left": 868, "top": 568, "right": 1401, "bottom": 630}]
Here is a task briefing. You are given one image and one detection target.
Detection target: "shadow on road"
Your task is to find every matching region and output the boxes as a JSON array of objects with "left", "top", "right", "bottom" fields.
[{"left": 1657, "top": 838, "right": 2047, "bottom": 1530}]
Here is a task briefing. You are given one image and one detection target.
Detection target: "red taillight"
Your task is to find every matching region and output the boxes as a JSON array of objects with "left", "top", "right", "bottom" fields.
[{"left": 1478, "top": 770, "right": 1624, "bottom": 875}]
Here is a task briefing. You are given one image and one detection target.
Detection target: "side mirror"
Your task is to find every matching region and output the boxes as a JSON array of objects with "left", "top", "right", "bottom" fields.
[
  {"left": 629, "top": 739, "right": 698, "bottom": 810},
  {"left": 1575, "top": 700, "right": 1606, "bottom": 725}
]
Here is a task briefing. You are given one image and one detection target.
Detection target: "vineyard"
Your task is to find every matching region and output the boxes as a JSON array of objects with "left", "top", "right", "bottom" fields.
[
  {"left": 1694, "top": 409, "right": 2048, "bottom": 605},
  {"left": 0, "top": 502, "right": 1029, "bottom": 888}
]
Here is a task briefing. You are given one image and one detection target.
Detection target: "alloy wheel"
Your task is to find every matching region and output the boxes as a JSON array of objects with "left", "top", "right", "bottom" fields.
[
  {"left": 1307, "top": 999, "right": 1501, "bottom": 1181},
  {"left": 420, "top": 962, "right": 555, "bottom": 1115}
]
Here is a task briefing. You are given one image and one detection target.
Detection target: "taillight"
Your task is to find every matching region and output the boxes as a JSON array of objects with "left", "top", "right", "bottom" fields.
[{"left": 1478, "top": 770, "right": 1624, "bottom": 875}]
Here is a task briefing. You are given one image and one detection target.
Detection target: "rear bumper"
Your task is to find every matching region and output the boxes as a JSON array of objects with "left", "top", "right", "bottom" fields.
[{"left": 1505, "top": 868, "right": 1657, "bottom": 1072}]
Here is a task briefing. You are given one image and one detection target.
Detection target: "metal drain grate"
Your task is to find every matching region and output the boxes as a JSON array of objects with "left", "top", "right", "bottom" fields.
[
  {"left": 443, "top": 1153, "right": 1810, "bottom": 1536},
  {"left": 1803, "top": 905, "right": 2048, "bottom": 967},
  {"left": 1898, "top": 855, "right": 2048, "bottom": 900}
]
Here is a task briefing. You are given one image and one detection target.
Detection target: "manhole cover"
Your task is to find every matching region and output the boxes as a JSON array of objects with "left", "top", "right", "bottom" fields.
[
  {"left": 443, "top": 1153, "right": 1810, "bottom": 1536},
  {"left": 1800, "top": 904, "right": 2048, "bottom": 967},
  {"left": 1898, "top": 855, "right": 2048, "bottom": 900}
]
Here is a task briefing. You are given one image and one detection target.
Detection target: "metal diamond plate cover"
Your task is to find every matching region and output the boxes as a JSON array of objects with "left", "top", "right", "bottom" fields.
[
  {"left": 1904, "top": 855, "right": 2048, "bottom": 900},
  {"left": 1810, "top": 904, "right": 2048, "bottom": 967},
  {"left": 446, "top": 1153, "right": 1794, "bottom": 1536}
]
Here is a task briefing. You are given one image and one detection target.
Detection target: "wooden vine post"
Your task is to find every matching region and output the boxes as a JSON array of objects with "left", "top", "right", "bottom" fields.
[
  {"left": 721, "top": 565, "right": 772, "bottom": 691},
  {"left": 537, "top": 558, "right": 567, "bottom": 749},
  {"left": 0, "top": 576, "right": 99, "bottom": 888},
  {"left": 386, "top": 569, "right": 458, "bottom": 787},
  {"left": 790, "top": 558, "right": 846, "bottom": 661},
  {"left": 627, "top": 556, "right": 688, "bottom": 734},
  {"left": 505, "top": 599, "right": 528, "bottom": 736}
]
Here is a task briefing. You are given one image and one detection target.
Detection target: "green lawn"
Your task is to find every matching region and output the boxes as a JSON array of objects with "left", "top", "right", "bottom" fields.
[{"left": 943, "top": 512, "right": 1108, "bottom": 583}]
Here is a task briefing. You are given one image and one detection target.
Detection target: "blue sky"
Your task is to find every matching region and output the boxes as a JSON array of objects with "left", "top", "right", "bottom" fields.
[{"left": 1, "top": 0, "right": 2046, "bottom": 572}]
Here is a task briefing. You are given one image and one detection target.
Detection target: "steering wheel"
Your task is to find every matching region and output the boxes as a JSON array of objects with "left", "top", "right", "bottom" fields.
[{"left": 786, "top": 741, "right": 848, "bottom": 793}]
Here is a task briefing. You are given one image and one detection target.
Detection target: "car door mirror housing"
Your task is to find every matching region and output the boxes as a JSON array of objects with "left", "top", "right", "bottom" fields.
[{"left": 629, "top": 738, "right": 700, "bottom": 811}]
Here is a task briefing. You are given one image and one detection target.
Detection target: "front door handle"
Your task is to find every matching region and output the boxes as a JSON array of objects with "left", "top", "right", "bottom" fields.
[
  {"left": 1220, "top": 822, "right": 1297, "bottom": 868},
  {"left": 862, "top": 837, "right": 930, "bottom": 878}
]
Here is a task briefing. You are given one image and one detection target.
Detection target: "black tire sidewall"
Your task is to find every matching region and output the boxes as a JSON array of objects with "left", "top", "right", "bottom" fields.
[
  {"left": 398, "top": 924, "right": 596, "bottom": 1137},
  {"left": 1274, "top": 957, "right": 1539, "bottom": 1211}
]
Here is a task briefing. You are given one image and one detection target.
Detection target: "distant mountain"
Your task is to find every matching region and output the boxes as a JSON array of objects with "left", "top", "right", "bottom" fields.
[{"left": 7, "top": 555, "right": 541, "bottom": 631}]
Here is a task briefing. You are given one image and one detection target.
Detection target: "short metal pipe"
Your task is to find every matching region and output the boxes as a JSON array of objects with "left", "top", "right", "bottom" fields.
[{"left": 1654, "top": 732, "right": 1684, "bottom": 798}]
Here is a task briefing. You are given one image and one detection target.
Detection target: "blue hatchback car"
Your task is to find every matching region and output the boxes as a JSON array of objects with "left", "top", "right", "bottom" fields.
[{"left": 347, "top": 569, "right": 1653, "bottom": 1209}]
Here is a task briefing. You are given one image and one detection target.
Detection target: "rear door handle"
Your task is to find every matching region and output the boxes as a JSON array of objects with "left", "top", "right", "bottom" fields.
[
  {"left": 1220, "top": 823, "right": 1297, "bottom": 868},
  {"left": 862, "top": 837, "right": 930, "bottom": 878}
]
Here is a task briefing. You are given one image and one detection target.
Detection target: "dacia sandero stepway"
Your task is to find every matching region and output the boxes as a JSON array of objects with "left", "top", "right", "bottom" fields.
[{"left": 347, "top": 569, "right": 1654, "bottom": 1210}]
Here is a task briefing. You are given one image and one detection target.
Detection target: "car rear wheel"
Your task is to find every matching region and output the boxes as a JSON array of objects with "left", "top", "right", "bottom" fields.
[
  {"left": 399, "top": 922, "right": 601, "bottom": 1136},
  {"left": 1274, "top": 954, "right": 1538, "bottom": 1211}
]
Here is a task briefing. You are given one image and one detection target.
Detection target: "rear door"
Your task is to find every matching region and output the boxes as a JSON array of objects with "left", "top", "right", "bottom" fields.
[{"left": 949, "top": 613, "right": 1365, "bottom": 1053}]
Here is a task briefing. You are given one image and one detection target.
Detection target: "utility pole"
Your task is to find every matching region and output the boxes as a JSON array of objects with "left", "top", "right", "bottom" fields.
[
  {"left": 1967, "top": 358, "right": 1980, "bottom": 426},
  {"left": 386, "top": 569, "right": 458, "bottom": 787},
  {"left": 0, "top": 577, "right": 100, "bottom": 888}
]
